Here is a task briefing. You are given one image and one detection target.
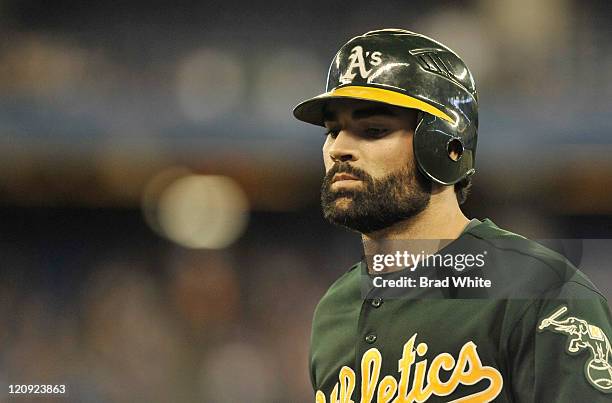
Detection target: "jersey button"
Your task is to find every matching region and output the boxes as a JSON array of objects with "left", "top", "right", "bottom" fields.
[
  {"left": 365, "top": 334, "right": 377, "bottom": 344},
  {"left": 371, "top": 297, "right": 383, "bottom": 308}
]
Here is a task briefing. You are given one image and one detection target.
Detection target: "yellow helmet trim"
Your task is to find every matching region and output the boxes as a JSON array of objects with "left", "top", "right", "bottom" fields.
[{"left": 329, "top": 85, "right": 454, "bottom": 124}]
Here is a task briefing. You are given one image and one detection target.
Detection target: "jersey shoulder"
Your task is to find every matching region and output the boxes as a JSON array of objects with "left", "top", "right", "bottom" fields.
[
  {"left": 313, "top": 261, "right": 362, "bottom": 316},
  {"left": 464, "top": 218, "right": 604, "bottom": 299}
]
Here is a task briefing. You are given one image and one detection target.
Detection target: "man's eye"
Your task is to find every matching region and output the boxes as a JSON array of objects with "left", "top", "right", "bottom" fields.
[{"left": 364, "top": 128, "right": 387, "bottom": 137}]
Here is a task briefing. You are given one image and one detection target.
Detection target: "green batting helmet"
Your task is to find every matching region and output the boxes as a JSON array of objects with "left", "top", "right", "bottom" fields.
[{"left": 293, "top": 29, "right": 478, "bottom": 185}]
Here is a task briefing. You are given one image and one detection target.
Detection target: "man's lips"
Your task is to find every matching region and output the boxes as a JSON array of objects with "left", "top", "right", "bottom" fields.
[{"left": 332, "top": 173, "right": 360, "bottom": 183}]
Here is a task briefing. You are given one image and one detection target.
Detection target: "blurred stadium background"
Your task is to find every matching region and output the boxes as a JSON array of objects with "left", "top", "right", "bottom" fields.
[{"left": 0, "top": 0, "right": 611, "bottom": 401}]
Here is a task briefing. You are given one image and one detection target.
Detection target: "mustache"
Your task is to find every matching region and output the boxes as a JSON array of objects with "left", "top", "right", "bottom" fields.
[{"left": 324, "top": 162, "right": 371, "bottom": 184}]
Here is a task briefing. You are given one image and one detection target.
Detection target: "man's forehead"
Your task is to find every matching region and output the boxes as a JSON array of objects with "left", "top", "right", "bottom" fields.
[{"left": 322, "top": 100, "right": 406, "bottom": 122}]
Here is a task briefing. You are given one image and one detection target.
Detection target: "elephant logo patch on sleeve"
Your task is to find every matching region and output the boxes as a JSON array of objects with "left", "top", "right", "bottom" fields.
[{"left": 538, "top": 305, "right": 612, "bottom": 393}]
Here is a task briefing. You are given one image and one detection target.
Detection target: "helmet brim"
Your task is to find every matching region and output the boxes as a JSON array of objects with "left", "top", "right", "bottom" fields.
[{"left": 292, "top": 85, "right": 455, "bottom": 127}]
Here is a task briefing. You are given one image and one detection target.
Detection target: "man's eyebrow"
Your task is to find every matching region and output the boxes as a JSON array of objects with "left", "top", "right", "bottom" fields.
[{"left": 323, "top": 106, "right": 398, "bottom": 122}]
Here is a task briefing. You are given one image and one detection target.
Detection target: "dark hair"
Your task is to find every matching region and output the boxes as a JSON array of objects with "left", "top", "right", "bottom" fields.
[{"left": 454, "top": 176, "right": 472, "bottom": 205}]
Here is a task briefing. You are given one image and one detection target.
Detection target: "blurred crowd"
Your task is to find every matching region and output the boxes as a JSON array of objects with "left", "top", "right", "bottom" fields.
[
  {"left": 0, "top": 210, "right": 362, "bottom": 402},
  {"left": 1, "top": 0, "right": 611, "bottom": 402},
  {"left": 2, "top": 210, "right": 612, "bottom": 402}
]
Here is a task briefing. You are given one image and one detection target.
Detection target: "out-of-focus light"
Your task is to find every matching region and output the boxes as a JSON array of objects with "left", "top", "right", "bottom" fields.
[
  {"left": 176, "top": 49, "right": 244, "bottom": 122},
  {"left": 415, "top": 9, "right": 495, "bottom": 82},
  {"left": 156, "top": 174, "right": 249, "bottom": 249},
  {"left": 478, "top": 0, "right": 569, "bottom": 52},
  {"left": 142, "top": 166, "right": 194, "bottom": 235},
  {"left": 253, "top": 49, "right": 322, "bottom": 126},
  {"left": 0, "top": 35, "right": 87, "bottom": 98}
]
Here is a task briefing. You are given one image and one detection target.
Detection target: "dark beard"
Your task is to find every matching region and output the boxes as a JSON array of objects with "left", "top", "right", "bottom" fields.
[{"left": 320, "top": 161, "right": 431, "bottom": 234}]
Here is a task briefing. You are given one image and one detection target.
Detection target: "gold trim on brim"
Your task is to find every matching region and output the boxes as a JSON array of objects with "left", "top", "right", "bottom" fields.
[
  {"left": 293, "top": 85, "right": 454, "bottom": 126},
  {"left": 330, "top": 86, "right": 454, "bottom": 123}
]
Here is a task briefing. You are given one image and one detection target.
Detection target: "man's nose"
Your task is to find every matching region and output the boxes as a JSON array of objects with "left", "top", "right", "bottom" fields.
[{"left": 328, "top": 131, "right": 358, "bottom": 162}]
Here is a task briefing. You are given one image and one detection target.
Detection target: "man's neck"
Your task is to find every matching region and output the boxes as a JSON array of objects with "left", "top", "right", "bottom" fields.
[{"left": 361, "top": 192, "right": 470, "bottom": 273}]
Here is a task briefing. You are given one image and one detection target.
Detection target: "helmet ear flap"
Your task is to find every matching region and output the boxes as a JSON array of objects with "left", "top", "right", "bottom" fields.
[
  {"left": 413, "top": 114, "right": 476, "bottom": 185},
  {"left": 415, "top": 110, "right": 425, "bottom": 132}
]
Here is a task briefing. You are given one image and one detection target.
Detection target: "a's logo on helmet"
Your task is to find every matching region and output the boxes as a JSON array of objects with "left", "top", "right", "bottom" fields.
[
  {"left": 538, "top": 305, "right": 612, "bottom": 393},
  {"left": 339, "top": 46, "right": 382, "bottom": 83}
]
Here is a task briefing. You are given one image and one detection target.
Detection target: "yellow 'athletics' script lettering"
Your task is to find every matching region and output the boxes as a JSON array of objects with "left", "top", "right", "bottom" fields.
[{"left": 315, "top": 333, "right": 503, "bottom": 403}]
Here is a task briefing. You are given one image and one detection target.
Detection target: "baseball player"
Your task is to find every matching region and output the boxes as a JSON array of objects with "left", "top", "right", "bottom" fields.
[{"left": 292, "top": 29, "right": 612, "bottom": 402}]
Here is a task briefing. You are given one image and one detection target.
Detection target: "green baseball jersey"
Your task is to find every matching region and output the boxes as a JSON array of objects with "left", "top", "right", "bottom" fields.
[{"left": 310, "top": 219, "right": 612, "bottom": 402}]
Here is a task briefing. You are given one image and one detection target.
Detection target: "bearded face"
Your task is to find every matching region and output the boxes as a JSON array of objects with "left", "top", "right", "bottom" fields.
[
  {"left": 321, "top": 160, "right": 431, "bottom": 234},
  {"left": 318, "top": 100, "right": 428, "bottom": 234}
]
